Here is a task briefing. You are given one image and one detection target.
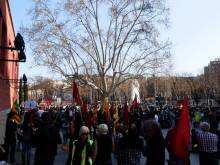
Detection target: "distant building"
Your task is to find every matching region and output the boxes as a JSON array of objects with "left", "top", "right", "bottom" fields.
[
  {"left": 203, "top": 59, "right": 220, "bottom": 106},
  {"left": 204, "top": 58, "right": 220, "bottom": 77},
  {"left": 0, "top": 0, "right": 19, "bottom": 143},
  {"left": 204, "top": 58, "right": 220, "bottom": 92}
]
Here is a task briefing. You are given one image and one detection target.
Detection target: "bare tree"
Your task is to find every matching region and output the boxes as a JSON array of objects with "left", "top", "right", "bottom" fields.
[
  {"left": 169, "top": 76, "right": 189, "bottom": 100},
  {"left": 185, "top": 76, "right": 202, "bottom": 106},
  {"left": 23, "top": 0, "right": 170, "bottom": 99},
  {"left": 29, "top": 76, "right": 65, "bottom": 101}
]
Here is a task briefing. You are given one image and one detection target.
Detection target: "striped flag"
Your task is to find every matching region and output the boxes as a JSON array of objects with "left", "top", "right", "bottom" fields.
[
  {"left": 103, "top": 97, "right": 111, "bottom": 120},
  {"left": 113, "top": 104, "right": 119, "bottom": 133},
  {"left": 113, "top": 104, "right": 119, "bottom": 122},
  {"left": 11, "top": 100, "right": 21, "bottom": 125}
]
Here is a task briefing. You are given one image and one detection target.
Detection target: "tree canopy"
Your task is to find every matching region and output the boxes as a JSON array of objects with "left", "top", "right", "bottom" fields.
[{"left": 23, "top": 0, "right": 170, "bottom": 98}]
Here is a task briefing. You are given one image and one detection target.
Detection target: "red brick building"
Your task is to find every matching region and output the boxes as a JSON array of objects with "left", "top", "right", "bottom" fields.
[{"left": 0, "top": 0, "right": 19, "bottom": 143}]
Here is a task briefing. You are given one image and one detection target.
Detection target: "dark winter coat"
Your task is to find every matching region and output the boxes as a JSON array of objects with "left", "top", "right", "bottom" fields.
[{"left": 34, "top": 122, "right": 61, "bottom": 165}]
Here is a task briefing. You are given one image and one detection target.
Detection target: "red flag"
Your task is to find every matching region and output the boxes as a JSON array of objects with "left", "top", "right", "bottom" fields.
[
  {"left": 169, "top": 96, "right": 190, "bottom": 163},
  {"left": 72, "top": 80, "right": 82, "bottom": 106},
  {"left": 81, "top": 100, "right": 92, "bottom": 128},
  {"left": 45, "top": 97, "right": 52, "bottom": 106},
  {"left": 130, "top": 94, "right": 138, "bottom": 113},
  {"left": 92, "top": 102, "right": 98, "bottom": 114},
  {"left": 123, "top": 100, "right": 129, "bottom": 125}
]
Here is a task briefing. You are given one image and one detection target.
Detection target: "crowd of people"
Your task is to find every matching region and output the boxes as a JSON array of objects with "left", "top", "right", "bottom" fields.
[{"left": 2, "top": 100, "right": 220, "bottom": 165}]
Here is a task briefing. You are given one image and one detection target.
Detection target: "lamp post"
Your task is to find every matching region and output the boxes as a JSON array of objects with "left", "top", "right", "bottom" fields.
[
  {"left": 23, "top": 74, "right": 28, "bottom": 101},
  {"left": 19, "top": 77, "right": 23, "bottom": 105},
  {"left": 0, "top": 33, "right": 26, "bottom": 62}
]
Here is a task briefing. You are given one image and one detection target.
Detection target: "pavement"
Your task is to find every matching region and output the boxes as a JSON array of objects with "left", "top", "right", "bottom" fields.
[{"left": 12, "top": 147, "right": 200, "bottom": 165}]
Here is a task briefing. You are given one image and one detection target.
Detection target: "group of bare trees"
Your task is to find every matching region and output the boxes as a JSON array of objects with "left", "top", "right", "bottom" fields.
[
  {"left": 149, "top": 73, "right": 220, "bottom": 106},
  {"left": 27, "top": 70, "right": 220, "bottom": 107},
  {"left": 28, "top": 77, "right": 66, "bottom": 103}
]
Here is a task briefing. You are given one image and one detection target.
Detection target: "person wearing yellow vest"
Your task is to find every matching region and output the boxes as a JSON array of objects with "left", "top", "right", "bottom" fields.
[
  {"left": 67, "top": 126, "right": 94, "bottom": 165},
  {"left": 193, "top": 111, "right": 202, "bottom": 128}
]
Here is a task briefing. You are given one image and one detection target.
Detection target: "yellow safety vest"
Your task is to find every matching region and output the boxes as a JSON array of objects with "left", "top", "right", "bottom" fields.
[
  {"left": 193, "top": 112, "right": 202, "bottom": 122},
  {"left": 71, "top": 140, "right": 93, "bottom": 165}
]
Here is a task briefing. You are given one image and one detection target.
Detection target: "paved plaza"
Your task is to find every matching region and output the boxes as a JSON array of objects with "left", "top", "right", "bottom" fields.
[
  {"left": 10, "top": 129, "right": 219, "bottom": 165},
  {"left": 11, "top": 145, "right": 201, "bottom": 165}
]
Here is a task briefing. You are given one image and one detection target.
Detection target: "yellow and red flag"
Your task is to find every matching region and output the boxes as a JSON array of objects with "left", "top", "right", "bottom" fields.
[
  {"left": 103, "top": 97, "right": 111, "bottom": 120},
  {"left": 113, "top": 104, "right": 119, "bottom": 133},
  {"left": 11, "top": 100, "right": 21, "bottom": 125}
]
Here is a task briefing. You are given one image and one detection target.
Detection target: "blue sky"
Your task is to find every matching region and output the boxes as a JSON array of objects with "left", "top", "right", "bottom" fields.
[{"left": 9, "top": 0, "right": 220, "bottom": 78}]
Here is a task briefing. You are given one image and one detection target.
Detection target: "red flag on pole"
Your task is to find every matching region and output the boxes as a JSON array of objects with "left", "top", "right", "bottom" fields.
[
  {"left": 72, "top": 80, "right": 82, "bottom": 106},
  {"left": 45, "top": 97, "right": 52, "bottom": 107},
  {"left": 130, "top": 94, "right": 138, "bottom": 113},
  {"left": 168, "top": 96, "right": 190, "bottom": 163},
  {"left": 123, "top": 100, "right": 129, "bottom": 125},
  {"left": 81, "top": 100, "right": 92, "bottom": 128}
]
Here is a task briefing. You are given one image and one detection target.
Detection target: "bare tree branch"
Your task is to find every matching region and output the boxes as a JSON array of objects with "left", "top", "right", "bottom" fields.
[{"left": 22, "top": 0, "right": 170, "bottom": 98}]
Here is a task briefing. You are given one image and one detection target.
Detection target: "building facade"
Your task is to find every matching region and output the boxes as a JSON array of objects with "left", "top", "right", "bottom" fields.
[
  {"left": 204, "top": 59, "right": 220, "bottom": 77},
  {"left": 203, "top": 59, "right": 220, "bottom": 106},
  {"left": 0, "top": 0, "right": 19, "bottom": 143}
]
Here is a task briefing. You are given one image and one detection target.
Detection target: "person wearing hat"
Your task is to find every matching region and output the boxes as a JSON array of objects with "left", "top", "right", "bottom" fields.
[
  {"left": 197, "top": 122, "right": 219, "bottom": 165},
  {"left": 94, "top": 124, "right": 113, "bottom": 165},
  {"left": 68, "top": 126, "right": 94, "bottom": 165}
]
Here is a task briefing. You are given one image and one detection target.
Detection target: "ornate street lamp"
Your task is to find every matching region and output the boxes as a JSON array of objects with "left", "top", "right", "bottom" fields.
[
  {"left": 0, "top": 33, "right": 26, "bottom": 62},
  {"left": 23, "top": 74, "right": 28, "bottom": 101}
]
